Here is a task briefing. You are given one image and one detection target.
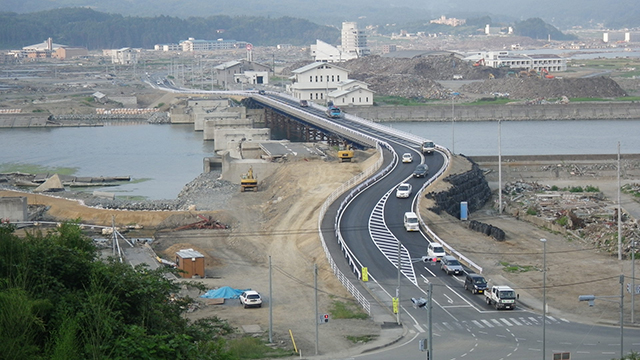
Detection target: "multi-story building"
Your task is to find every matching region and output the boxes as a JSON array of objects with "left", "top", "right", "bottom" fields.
[
  {"left": 465, "top": 51, "right": 567, "bottom": 72},
  {"left": 311, "top": 22, "right": 370, "bottom": 62},
  {"left": 430, "top": 16, "right": 466, "bottom": 27},
  {"left": 213, "top": 60, "right": 271, "bottom": 89},
  {"left": 110, "top": 48, "right": 138, "bottom": 65},
  {"left": 289, "top": 62, "right": 349, "bottom": 102},
  {"left": 340, "top": 22, "right": 370, "bottom": 58},
  {"left": 179, "top": 38, "right": 244, "bottom": 52},
  {"left": 53, "top": 47, "right": 88, "bottom": 60}
]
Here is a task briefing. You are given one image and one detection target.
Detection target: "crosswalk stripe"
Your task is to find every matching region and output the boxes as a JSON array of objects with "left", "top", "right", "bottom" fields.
[
  {"left": 472, "top": 320, "right": 484, "bottom": 328},
  {"left": 510, "top": 318, "right": 523, "bottom": 326},
  {"left": 481, "top": 319, "right": 494, "bottom": 328},
  {"left": 491, "top": 319, "right": 503, "bottom": 327},
  {"left": 499, "top": 318, "right": 513, "bottom": 326},
  {"left": 442, "top": 322, "right": 454, "bottom": 331},
  {"left": 528, "top": 317, "right": 540, "bottom": 325},
  {"left": 519, "top": 317, "right": 532, "bottom": 325}
]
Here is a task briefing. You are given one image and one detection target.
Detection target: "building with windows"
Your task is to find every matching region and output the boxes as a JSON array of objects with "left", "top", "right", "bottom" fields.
[
  {"left": 110, "top": 48, "right": 138, "bottom": 65},
  {"left": 179, "top": 38, "right": 245, "bottom": 52},
  {"left": 464, "top": 51, "right": 567, "bottom": 72},
  {"left": 328, "top": 79, "right": 374, "bottom": 106},
  {"left": 53, "top": 47, "right": 88, "bottom": 60},
  {"left": 311, "top": 22, "right": 369, "bottom": 62},
  {"left": 213, "top": 60, "right": 271, "bottom": 89},
  {"left": 289, "top": 62, "right": 350, "bottom": 103}
]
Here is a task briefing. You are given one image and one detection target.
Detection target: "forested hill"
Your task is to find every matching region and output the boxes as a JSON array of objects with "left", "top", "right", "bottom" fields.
[{"left": 0, "top": 8, "right": 340, "bottom": 50}]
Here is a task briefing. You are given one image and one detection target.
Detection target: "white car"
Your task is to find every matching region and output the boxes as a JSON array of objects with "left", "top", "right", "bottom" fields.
[
  {"left": 396, "top": 183, "right": 412, "bottom": 198},
  {"left": 239, "top": 290, "right": 262, "bottom": 308},
  {"left": 402, "top": 153, "right": 413, "bottom": 163}
]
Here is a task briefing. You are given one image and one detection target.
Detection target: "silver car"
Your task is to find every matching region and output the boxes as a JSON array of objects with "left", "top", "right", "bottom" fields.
[{"left": 441, "top": 255, "right": 463, "bottom": 275}]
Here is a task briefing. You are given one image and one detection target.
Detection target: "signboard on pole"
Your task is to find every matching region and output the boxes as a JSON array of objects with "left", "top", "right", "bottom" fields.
[{"left": 392, "top": 297, "right": 399, "bottom": 314}]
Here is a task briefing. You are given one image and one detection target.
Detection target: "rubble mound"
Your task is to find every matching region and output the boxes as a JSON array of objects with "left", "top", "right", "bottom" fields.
[{"left": 461, "top": 77, "right": 627, "bottom": 100}]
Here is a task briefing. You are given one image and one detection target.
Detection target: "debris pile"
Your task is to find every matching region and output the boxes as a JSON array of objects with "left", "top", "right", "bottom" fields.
[
  {"left": 461, "top": 77, "right": 627, "bottom": 100},
  {"left": 502, "top": 181, "right": 638, "bottom": 258}
]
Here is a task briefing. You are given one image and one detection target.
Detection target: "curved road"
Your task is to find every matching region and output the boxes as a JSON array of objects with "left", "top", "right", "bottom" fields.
[{"left": 151, "top": 82, "right": 640, "bottom": 360}]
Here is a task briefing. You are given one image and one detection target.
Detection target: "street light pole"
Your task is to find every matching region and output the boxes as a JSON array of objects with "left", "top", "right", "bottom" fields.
[
  {"left": 498, "top": 120, "right": 503, "bottom": 214},
  {"left": 541, "top": 238, "right": 547, "bottom": 360}
]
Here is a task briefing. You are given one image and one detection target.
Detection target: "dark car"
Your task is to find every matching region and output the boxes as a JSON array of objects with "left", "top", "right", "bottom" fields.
[
  {"left": 464, "top": 273, "right": 488, "bottom": 294},
  {"left": 258, "top": 90, "right": 266, "bottom": 95},
  {"left": 413, "top": 164, "right": 429, "bottom": 178},
  {"left": 300, "top": 100, "right": 309, "bottom": 107}
]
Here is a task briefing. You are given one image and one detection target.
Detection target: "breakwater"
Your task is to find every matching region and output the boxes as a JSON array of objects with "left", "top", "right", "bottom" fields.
[{"left": 346, "top": 102, "right": 640, "bottom": 122}]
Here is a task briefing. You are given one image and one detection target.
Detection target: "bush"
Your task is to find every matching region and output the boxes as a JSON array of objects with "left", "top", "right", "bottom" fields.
[
  {"left": 585, "top": 185, "right": 600, "bottom": 192},
  {"left": 550, "top": 185, "right": 559, "bottom": 191},
  {"left": 526, "top": 207, "right": 537, "bottom": 215},
  {"left": 556, "top": 216, "right": 569, "bottom": 226},
  {"left": 569, "top": 186, "right": 584, "bottom": 193}
]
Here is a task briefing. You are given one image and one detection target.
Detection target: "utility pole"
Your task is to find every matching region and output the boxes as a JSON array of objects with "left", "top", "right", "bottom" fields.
[
  {"left": 618, "top": 141, "right": 622, "bottom": 260},
  {"left": 428, "top": 283, "right": 433, "bottom": 360},
  {"left": 498, "top": 119, "right": 503, "bottom": 214},
  {"left": 269, "top": 256, "right": 273, "bottom": 343},
  {"left": 396, "top": 240, "right": 401, "bottom": 325},
  {"left": 451, "top": 97, "right": 455, "bottom": 154},
  {"left": 314, "top": 264, "right": 319, "bottom": 355}
]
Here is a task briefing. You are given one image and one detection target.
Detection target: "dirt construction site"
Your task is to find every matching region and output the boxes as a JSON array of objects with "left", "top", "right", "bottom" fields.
[{"left": 4, "top": 149, "right": 640, "bottom": 357}]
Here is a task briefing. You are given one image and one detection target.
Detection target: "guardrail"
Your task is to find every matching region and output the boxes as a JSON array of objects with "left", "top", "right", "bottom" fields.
[{"left": 415, "top": 146, "right": 483, "bottom": 274}]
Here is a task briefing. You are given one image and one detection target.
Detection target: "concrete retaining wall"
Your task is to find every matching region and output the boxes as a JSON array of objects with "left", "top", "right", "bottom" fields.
[
  {"left": 344, "top": 102, "right": 640, "bottom": 122},
  {"left": 0, "top": 196, "right": 27, "bottom": 222}
]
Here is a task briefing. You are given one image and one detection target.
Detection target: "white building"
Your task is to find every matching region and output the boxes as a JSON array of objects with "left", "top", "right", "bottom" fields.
[
  {"left": 179, "top": 38, "right": 241, "bottom": 52},
  {"left": 464, "top": 51, "right": 566, "bottom": 72},
  {"left": 154, "top": 43, "right": 180, "bottom": 51},
  {"left": 310, "top": 22, "right": 369, "bottom": 62},
  {"left": 111, "top": 48, "right": 138, "bottom": 65},
  {"left": 328, "top": 79, "right": 374, "bottom": 106},
  {"left": 289, "top": 62, "right": 349, "bottom": 103},
  {"left": 340, "top": 22, "right": 370, "bottom": 58}
]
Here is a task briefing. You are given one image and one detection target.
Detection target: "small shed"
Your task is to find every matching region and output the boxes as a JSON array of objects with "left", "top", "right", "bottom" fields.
[{"left": 175, "top": 248, "right": 205, "bottom": 278}]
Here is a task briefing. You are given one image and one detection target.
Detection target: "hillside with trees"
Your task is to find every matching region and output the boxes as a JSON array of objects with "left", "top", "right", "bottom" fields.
[
  {"left": 0, "top": 223, "right": 233, "bottom": 359},
  {"left": 0, "top": 8, "right": 340, "bottom": 49}
]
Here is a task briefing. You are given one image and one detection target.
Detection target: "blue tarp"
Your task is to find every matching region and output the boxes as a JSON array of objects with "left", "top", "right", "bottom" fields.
[{"left": 200, "top": 286, "right": 249, "bottom": 299}]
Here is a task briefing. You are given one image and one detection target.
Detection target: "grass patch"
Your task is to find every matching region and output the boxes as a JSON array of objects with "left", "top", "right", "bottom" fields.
[
  {"left": 622, "top": 184, "right": 640, "bottom": 198},
  {"left": 0, "top": 163, "right": 78, "bottom": 175},
  {"left": 556, "top": 216, "right": 569, "bottom": 226},
  {"left": 346, "top": 335, "right": 378, "bottom": 344},
  {"left": 500, "top": 262, "right": 535, "bottom": 273},
  {"left": 526, "top": 207, "right": 537, "bottom": 216},
  {"left": 464, "top": 98, "right": 513, "bottom": 105},
  {"left": 226, "top": 337, "right": 293, "bottom": 359},
  {"left": 329, "top": 299, "right": 368, "bottom": 320},
  {"left": 374, "top": 96, "right": 435, "bottom": 106}
]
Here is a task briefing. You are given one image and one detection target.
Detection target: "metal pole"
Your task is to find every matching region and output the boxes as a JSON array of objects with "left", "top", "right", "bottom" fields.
[
  {"left": 397, "top": 240, "right": 401, "bottom": 325},
  {"left": 269, "top": 256, "right": 273, "bottom": 343},
  {"left": 541, "top": 238, "right": 547, "bottom": 360},
  {"left": 314, "top": 264, "right": 319, "bottom": 355},
  {"left": 633, "top": 240, "right": 636, "bottom": 323},
  {"left": 498, "top": 120, "right": 503, "bottom": 214},
  {"left": 451, "top": 97, "right": 455, "bottom": 154},
  {"left": 428, "top": 283, "right": 433, "bottom": 360},
  {"left": 620, "top": 274, "right": 624, "bottom": 360},
  {"left": 618, "top": 142, "right": 622, "bottom": 260}
]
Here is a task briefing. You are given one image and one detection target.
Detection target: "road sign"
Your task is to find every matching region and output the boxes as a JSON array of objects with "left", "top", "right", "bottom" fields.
[{"left": 636, "top": 284, "right": 640, "bottom": 295}]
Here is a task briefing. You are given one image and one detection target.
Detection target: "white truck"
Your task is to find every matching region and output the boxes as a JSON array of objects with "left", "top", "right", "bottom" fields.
[
  {"left": 421, "top": 140, "right": 435, "bottom": 155},
  {"left": 484, "top": 285, "right": 517, "bottom": 310}
]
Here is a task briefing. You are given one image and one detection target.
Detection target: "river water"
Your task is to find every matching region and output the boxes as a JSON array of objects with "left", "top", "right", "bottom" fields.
[{"left": 1, "top": 119, "right": 638, "bottom": 199}]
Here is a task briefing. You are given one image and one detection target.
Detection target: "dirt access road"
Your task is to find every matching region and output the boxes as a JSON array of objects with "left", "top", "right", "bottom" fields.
[{"left": 8, "top": 152, "right": 639, "bottom": 357}]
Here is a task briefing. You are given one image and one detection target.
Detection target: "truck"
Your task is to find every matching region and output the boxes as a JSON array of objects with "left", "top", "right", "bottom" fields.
[
  {"left": 421, "top": 140, "right": 435, "bottom": 155},
  {"left": 484, "top": 285, "right": 517, "bottom": 310}
]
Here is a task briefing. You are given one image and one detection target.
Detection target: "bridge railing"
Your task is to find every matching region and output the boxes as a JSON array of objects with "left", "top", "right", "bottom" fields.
[
  {"left": 415, "top": 146, "right": 483, "bottom": 274},
  {"left": 317, "top": 140, "right": 396, "bottom": 314}
]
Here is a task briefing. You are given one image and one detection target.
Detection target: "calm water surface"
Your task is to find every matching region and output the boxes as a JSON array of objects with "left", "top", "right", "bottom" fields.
[
  {"left": 1, "top": 120, "right": 638, "bottom": 199},
  {"left": 0, "top": 124, "right": 214, "bottom": 199}
]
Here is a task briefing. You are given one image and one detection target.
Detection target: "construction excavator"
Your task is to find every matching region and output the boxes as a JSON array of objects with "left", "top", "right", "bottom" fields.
[
  {"left": 240, "top": 166, "right": 258, "bottom": 192},
  {"left": 473, "top": 58, "right": 485, "bottom": 67},
  {"left": 541, "top": 68, "right": 555, "bottom": 79},
  {"left": 337, "top": 143, "right": 354, "bottom": 162}
]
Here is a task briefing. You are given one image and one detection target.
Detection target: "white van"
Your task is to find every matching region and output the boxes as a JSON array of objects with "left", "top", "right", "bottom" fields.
[
  {"left": 403, "top": 212, "right": 420, "bottom": 232},
  {"left": 427, "top": 242, "right": 446, "bottom": 262}
]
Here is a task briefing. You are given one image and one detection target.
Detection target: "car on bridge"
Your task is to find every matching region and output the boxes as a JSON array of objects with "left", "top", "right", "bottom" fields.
[
  {"left": 396, "top": 183, "right": 412, "bottom": 198},
  {"left": 300, "top": 99, "right": 309, "bottom": 107},
  {"left": 413, "top": 164, "right": 429, "bottom": 178}
]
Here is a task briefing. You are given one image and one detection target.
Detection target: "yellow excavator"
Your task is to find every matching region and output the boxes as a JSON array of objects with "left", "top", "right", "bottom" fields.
[
  {"left": 240, "top": 167, "right": 258, "bottom": 192},
  {"left": 338, "top": 143, "right": 354, "bottom": 162}
]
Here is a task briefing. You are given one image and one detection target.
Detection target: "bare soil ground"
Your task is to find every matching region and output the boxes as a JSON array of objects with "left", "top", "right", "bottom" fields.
[{"left": 13, "top": 151, "right": 639, "bottom": 358}]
